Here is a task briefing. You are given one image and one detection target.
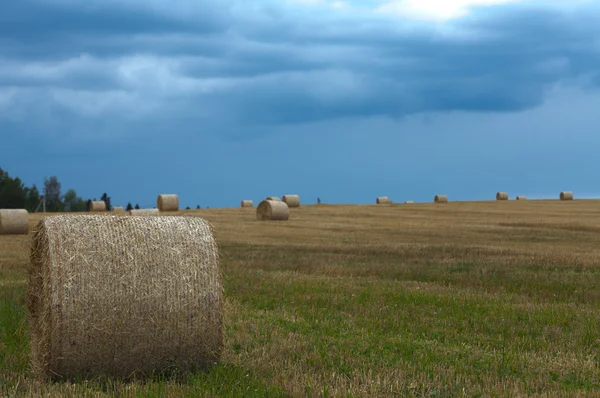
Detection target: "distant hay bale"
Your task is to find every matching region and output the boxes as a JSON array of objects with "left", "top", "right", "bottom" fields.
[
  {"left": 88, "top": 201, "right": 107, "bottom": 212},
  {"left": 157, "top": 194, "right": 179, "bottom": 212},
  {"left": 128, "top": 209, "right": 160, "bottom": 216},
  {"left": 405, "top": 201, "right": 415, "bottom": 204},
  {"left": 0, "top": 209, "right": 29, "bottom": 235},
  {"left": 26, "top": 215, "right": 223, "bottom": 380},
  {"left": 240, "top": 200, "right": 254, "bottom": 208},
  {"left": 282, "top": 194, "right": 300, "bottom": 208},
  {"left": 376, "top": 197, "right": 392, "bottom": 205},
  {"left": 496, "top": 192, "right": 509, "bottom": 201},
  {"left": 265, "top": 196, "right": 281, "bottom": 202},
  {"left": 112, "top": 206, "right": 124, "bottom": 212},
  {"left": 434, "top": 195, "right": 448, "bottom": 203},
  {"left": 560, "top": 191, "right": 574, "bottom": 201},
  {"left": 256, "top": 200, "right": 289, "bottom": 221},
  {"left": 516, "top": 196, "right": 527, "bottom": 201}
]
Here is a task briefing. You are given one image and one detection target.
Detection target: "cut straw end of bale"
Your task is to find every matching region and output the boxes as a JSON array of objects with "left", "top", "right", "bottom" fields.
[
  {"left": 560, "top": 191, "right": 574, "bottom": 201},
  {"left": 0, "top": 209, "right": 29, "bottom": 235},
  {"left": 496, "top": 192, "right": 509, "bottom": 201},
  {"left": 241, "top": 200, "right": 254, "bottom": 208},
  {"left": 434, "top": 195, "right": 448, "bottom": 203},
  {"left": 128, "top": 209, "right": 160, "bottom": 216},
  {"left": 282, "top": 194, "right": 300, "bottom": 208},
  {"left": 376, "top": 197, "right": 392, "bottom": 205},
  {"left": 88, "top": 201, "right": 107, "bottom": 212},
  {"left": 157, "top": 194, "right": 179, "bottom": 212},
  {"left": 256, "top": 200, "right": 289, "bottom": 221},
  {"left": 26, "top": 215, "right": 223, "bottom": 380}
]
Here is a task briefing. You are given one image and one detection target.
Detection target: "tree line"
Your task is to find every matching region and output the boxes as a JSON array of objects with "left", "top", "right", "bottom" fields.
[{"left": 0, "top": 168, "right": 142, "bottom": 212}]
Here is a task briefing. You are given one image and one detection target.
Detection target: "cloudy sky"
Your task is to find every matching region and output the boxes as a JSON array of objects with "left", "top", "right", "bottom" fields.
[{"left": 1, "top": 0, "right": 599, "bottom": 208}]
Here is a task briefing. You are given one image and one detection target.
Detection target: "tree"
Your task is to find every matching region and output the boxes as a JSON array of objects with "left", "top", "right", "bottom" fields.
[
  {"left": 135, "top": 204, "right": 140, "bottom": 210},
  {"left": 25, "top": 185, "right": 41, "bottom": 212},
  {"left": 185, "top": 206, "right": 190, "bottom": 210},
  {"left": 196, "top": 205, "right": 200, "bottom": 209},
  {"left": 0, "top": 171, "right": 26, "bottom": 209},
  {"left": 100, "top": 193, "right": 112, "bottom": 211},
  {"left": 126, "top": 202, "right": 133, "bottom": 211},
  {"left": 44, "top": 176, "right": 62, "bottom": 212},
  {"left": 63, "top": 189, "right": 87, "bottom": 212}
]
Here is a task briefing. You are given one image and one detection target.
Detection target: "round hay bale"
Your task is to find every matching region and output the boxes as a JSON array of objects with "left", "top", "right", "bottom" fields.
[
  {"left": 516, "top": 196, "right": 527, "bottom": 201},
  {"left": 88, "top": 201, "right": 107, "bottom": 212},
  {"left": 560, "top": 191, "right": 574, "bottom": 201},
  {"left": 405, "top": 201, "right": 415, "bottom": 204},
  {"left": 26, "top": 215, "right": 222, "bottom": 380},
  {"left": 157, "top": 194, "right": 179, "bottom": 212},
  {"left": 240, "top": 200, "right": 254, "bottom": 208},
  {"left": 282, "top": 195, "right": 300, "bottom": 208},
  {"left": 496, "top": 192, "right": 509, "bottom": 201},
  {"left": 256, "top": 200, "right": 289, "bottom": 221},
  {"left": 128, "top": 209, "right": 160, "bottom": 216},
  {"left": 376, "top": 197, "right": 392, "bottom": 205},
  {"left": 265, "top": 196, "right": 281, "bottom": 202},
  {"left": 434, "top": 195, "right": 448, "bottom": 203},
  {"left": 112, "top": 206, "right": 124, "bottom": 212},
  {"left": 0, "top": 209, "right": 29, "bottom": 235}
]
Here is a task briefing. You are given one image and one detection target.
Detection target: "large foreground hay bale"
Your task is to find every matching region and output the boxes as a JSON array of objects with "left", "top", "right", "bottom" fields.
[
  {"left": 0, "top": 209, "right": 29, "bottom": 235},
  {"left": 157, "top": 194, "right": 179, "bottom": 212},
  {"left": 496, "top": 192, "right": 509, "bottom": 201},
  {"left": 88, "top": 201, "right": 107, "bottom": 212},
  {"left": 516, "top": 196, "right": 527, "bottom": 200},
  {"left": 26, "top": 215, "right": 222, "bottom": 380},
  {"left": 434, "top": 195, "right": 448, "bottom": 203},
  {"left": 112, "top": 206, "right": 124, "bottom": 212},
  {"left": 256, "top": 200, "right": 289, "bottom": 221},
  {"left": 265, "top": 196, "right": 281, "bottom": 202},
  {"left": 376, "top": 197, "right": 392, "bottom": 204},
  {"left": 240, "top": 200, "right": 254, "bottom": 208},
  {"left": 282, "top": 194, "right": 300, "bottom": 208},
  {"left": 560, "top": 191, "right": 574, "bottom": 201},
  {"left": 128, "top": 209, "right": 160, "bottom": 216}
]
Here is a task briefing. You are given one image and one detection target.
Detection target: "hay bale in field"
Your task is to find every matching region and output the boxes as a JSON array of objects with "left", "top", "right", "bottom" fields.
[
  {"left": 516, "top": 196, "right": 527, "bottom": 201},
  {"left": 240, "top": 200, "right": 253, "bottom": 208},
  {"left": 265, "top": 196, "right": 281, "bottom": 202},
  {"left": 112, "top": 206, "right": 124, "bottom": 212},
  {"left": 496, "top": 192, "right": 509, "bottom": 201},
  {"left": 0, "top": 209, "right": 29, "bottom": 235},
  {"left": 157, "top": 194, "right": 179, "bottom": 212},
  {"left": 26, "top": 215, "right": 222, "bottom": 380},
  {"left": 88, "top": 201, "right": 107, "bottom": 212},
  {"left": 434, "top": 195, "right": 448, "bottom": 203},
  {"left": 405, "top": 201, "right": 414, "bottom": 204},
  {"left": 128, "top": 209, "right": 160, "bottom": 216},
  {"left": 282, "top": 194, "right": 300, "bottom": 208},
  {"left": 376, "top": 197, "right": 392, "bottom": 205},
  {"left": 560, "top": 191, "right": 574, "bottom": 201},
  {"left": 256, "top": 200, "right": 289, "bottom": 221}
]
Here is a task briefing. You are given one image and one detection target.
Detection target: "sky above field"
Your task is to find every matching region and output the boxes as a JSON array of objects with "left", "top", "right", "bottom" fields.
[{"left": 1, "top": 0, "right": 599, "bottom": 208}]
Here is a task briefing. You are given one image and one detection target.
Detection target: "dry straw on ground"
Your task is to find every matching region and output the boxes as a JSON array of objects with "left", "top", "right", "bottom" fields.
[
  {"left": 88, "top": 201, "right": 107, "bottom": 212},
  {"left": 516, "top": 196, "right": 527, "bottom": 200},
  {"left": 26, "top": 215, "right": 223, "bottom": 380},
  {"left": 112, "top": 206, "right": 124, "bottom": 212},
  {"left": 241, "top": 200, "right": 254, "bottom": 208},
  {"left": 434, "top": 195, "right": 449, "bottom": 203},
  {"left": 496, "top": 192, "right": 509, "bottom": 201},
  {"left": 282, "top": 195, "right": 300, "bottom": 208},
  {"left": 256, "top": 200, "right": 289, "bottom": 221},
  {"left": 157, "top": 194, "right": 179, "bottom": 212},
  {"left": 265, "top": 196, "right": 281, "bottom": 202},
  {"left": 0, "top": 209, "right": 29, "bottom": 235},
  {"left": 376, "top": 197, "right": 392, "bottom": 205},
  {"left": 128, "top": 209, "right": 160, "bottom": 216},
  {"left": 560, "top": 191, "right": 574, "bottom": 201}
]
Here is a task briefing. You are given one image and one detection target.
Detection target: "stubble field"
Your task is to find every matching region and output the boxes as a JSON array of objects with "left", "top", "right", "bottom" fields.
[{"left": 1, "top": 200, "right": 600, "bottom": 396}]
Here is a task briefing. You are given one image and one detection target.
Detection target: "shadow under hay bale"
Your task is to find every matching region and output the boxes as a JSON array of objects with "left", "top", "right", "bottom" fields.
[
  {"left": 0, "top": 209, "right": 29, "bottom": 235},
  {"left": 88, "top": 201, "right": 107, "bottom": 212},
  {"left": 256, "top": 200, "right": 289, "bottom": 221},
  {"left": 560, "top": 191, "right": 574, "bottom": 201},
  {"left": 496, "top": 192, "right": 509, "bottom": 201},
  {"left": 157, "top": 194, "right": 179, "bottom": 211},
  {"left": 26, "top": 215, "right": 223, "bottom": 380},
  {"left": 434, "top": 195, "right": 448, "bottom": 203},
  {"left": 128, "top": 209, "right": 160, "bottom": 216},
  {"left": 282, "top": 194, "right": 300, "bottom": 208},
  {"left": 376, "top": 197, "right": 392, "bottom": 204},
  {"left": 240, "top": 200, "right": 253, "bottom": 208}
]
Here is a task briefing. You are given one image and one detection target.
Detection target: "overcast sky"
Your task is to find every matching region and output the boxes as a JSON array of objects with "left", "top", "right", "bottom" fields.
[{"left": 1, "top": 0, "right": 599, "bottom": 208}]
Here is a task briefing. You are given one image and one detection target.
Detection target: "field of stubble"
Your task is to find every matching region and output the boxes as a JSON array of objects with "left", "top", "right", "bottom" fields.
[{"left": 1, "top": 200, "right": 600, "bottom": 397}]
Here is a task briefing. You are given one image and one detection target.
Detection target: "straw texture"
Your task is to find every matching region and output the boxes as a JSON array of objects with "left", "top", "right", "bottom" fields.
[
  {"left": 496, "top": 192, "right": 509, "bottom": 201},
  {"left": 376, "top": 197, "right": 392, "bottom": 205},
  {"left": 434, "top": 195, "right": 448, "bottom": 203},
  {"left": 256, "top": 200, "right": 289, "bottom": 221},
  {"left": 265, "top": 196, "right": 281, "bottom": 202},
  {"left": 240, "top": 200, "right": 254, "bottom": 208},
  {"left": 88, "top": 201, "right": 107, "bottom": 212},
  {"left": 560, "top": 191, "right": 574, "bottom": 201},
  {"left": 282, "top": 195, "right": 300, "bottom": 208},
  {"left": 516, "top": 196, "right": 527, "bottom": 201},
  {"left": 128, "top": 209, "right": 160, "bottom": 216},
  {"left": 0, "top": 209, "right": 29, "bottom": 235},
  {"left": 157, "top": 194, "right": 179, "bottom": 212},
  {"left": 26, "top": 215, "right": 223, "bottom": 380}
]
